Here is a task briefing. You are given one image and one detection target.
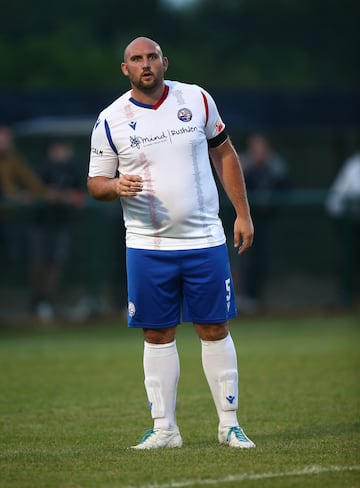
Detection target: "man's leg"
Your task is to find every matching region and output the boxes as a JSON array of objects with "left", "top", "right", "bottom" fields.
[
  {"left": 131, "top": 326, "right": 183, "bottom": 449},
  {"left": 126, "top": 248, "right": 183, "bottom": 449},
  {"left": 195, "top": 322, "right": 255, "bottom": 448}
]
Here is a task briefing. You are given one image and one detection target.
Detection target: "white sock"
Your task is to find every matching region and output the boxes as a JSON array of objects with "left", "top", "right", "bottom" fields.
[
  {"left": 143, "top": 340, "right": 180, "bottom": 431},
  {"left": 201, "top": 334, "right": 239, "bottom": 428}
]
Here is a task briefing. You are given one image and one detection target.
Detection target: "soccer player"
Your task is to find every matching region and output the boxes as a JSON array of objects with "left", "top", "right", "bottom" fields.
[{"left": 87, "top": 37, "right": 255, "bottom": 449}]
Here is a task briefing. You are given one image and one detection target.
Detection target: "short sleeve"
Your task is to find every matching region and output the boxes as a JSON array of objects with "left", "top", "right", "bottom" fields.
[
  {"left": 88, "top": 117, "right": 119, "bottom": 178},
  {"left": 200, "top": 89, "right": 226, "bottom": 141}
]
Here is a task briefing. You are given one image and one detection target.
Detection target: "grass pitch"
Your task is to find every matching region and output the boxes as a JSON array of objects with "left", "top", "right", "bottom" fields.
[{"left": 0, "top": 314, "right": 359, "bottom": 488}]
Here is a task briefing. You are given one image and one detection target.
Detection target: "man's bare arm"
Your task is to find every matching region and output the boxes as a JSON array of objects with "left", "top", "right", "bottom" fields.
[
  {"left": 87, "top": 175, "right": 143, "bottom": 201},
  {"left": 209, "top": 138, "right": 254, "bottom": 254}
]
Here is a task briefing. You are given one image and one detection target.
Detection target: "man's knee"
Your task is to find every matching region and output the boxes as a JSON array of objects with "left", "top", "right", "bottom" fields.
[
  {"left": 143, "top": 326, "right": 177, "bottom": 344},
  {"left": 194, "top": 322, "right": 229, "bottom": 341}
]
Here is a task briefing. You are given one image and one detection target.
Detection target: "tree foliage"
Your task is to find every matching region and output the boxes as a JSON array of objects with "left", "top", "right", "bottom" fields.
[{"left": 1, "top": 0, "right": 359, "bottom": 89}]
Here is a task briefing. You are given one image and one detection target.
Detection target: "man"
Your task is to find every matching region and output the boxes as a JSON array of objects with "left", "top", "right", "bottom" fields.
[
  {"left": 237, "top": 133, "right": 289, "bottom": 310},
  {"left": 31, "top": 139, "right": 85, "bottom": 320},
  {"left": 325, "top": 151, "right": 360, "bottom": 306},
  {"left": 0, "top": 125, "right": 45, "bottom": 200},
  {"left": 87, "top": 37, "right": 255, "bottom": 450},
  {"left": 0, "top": 125, "right": 45, "bottom": 289}
]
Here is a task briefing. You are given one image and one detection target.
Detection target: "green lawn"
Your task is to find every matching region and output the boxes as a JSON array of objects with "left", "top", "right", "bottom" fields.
[{"left": 0, "top": 314, "right": 359, "bottom": 488}]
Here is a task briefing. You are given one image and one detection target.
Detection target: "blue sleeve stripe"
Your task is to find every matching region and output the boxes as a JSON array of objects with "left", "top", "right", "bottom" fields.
[{"left": 104, "top": 119, "right": 118, "bottom": 155}]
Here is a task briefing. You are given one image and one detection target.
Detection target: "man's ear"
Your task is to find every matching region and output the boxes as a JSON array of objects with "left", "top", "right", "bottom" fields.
[
  {"left": 121, "top": 62, "right": 129, "bottom": 77},
  {"left": 163, "top": 57, "right": 169, "bottom": 72}
]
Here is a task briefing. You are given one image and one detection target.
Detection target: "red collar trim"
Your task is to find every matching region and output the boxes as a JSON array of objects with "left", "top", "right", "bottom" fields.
[{"left": 152, "top": 84, "right": 169, "bottom": 110}]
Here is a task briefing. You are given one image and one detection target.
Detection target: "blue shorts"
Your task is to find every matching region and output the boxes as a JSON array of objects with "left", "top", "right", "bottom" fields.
[{"left": 126, "top": 244, "right": 237, "bottom": 328}]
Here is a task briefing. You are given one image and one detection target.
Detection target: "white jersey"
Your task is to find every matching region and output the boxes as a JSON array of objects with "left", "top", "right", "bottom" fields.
[
  {"left": 326, "top": 153, "right": 360, "bottom": 217},
  {"left": 88, "top": 80, "right": 227, "bottom": 250}
]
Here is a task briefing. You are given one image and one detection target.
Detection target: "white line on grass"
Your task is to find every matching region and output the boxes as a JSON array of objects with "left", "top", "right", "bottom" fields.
[{"left": 129, "top": 465, "right": 360, "bottom": 488}]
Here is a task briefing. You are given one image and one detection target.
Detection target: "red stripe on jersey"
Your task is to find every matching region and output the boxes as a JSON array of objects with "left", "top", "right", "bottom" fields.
[
  {"left": 201, "top": 91, "right": 209, "bottom": 126},
  {"left": 153, "top": 84, "right": 170, "bottom": 110}
]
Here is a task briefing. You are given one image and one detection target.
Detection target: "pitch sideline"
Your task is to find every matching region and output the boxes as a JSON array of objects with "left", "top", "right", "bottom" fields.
[{"left": 129, "top": 465, "right": 360, "bottom": 488}]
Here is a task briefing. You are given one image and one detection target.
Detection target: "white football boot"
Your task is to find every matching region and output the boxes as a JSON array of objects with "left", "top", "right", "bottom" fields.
[
  {"left": 131, "top": 429, "right": 183, "bottom": 449},
  {"left": 218, "top": 425, "right": 256, "bottom": 448}
]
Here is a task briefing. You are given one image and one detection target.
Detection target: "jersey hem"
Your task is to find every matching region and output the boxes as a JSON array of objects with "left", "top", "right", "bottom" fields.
[{"left": 125, "top": 237, "right": 226, "bottom": 251}]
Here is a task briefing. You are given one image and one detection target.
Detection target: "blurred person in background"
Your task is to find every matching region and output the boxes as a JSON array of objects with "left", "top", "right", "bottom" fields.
[
  {"left": 0, "top": 125, "right": 45, "bottom": 291},
  {"left": 0, "top": 125, "right": 45, "bottom": 201},
  {"left": 236, "top": 133, "right": 289, "bottom": 312},
  {"left": 326, "top": 151, "right": 360, "bottom": 306},
  {"left": 30, "top": 139, "right": 86, "bottom": 321}
]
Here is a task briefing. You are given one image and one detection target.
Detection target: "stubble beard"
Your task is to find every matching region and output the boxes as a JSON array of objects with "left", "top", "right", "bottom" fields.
[{"left": 135, "top": 71, "right": 163, "bottom": 92}]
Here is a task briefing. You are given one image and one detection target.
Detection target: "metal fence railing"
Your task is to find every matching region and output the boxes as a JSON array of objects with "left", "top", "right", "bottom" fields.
[{"left": 0, "top": 191, "right": 359, "bottom": 323}]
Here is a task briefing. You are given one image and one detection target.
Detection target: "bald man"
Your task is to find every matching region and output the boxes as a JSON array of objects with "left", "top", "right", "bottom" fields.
[{"left": 87, "top": 37, "right": 255, "bottom": 450}]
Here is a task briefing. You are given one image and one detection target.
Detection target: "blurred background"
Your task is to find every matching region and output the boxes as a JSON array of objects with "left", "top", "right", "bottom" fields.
[{"left": 0, "top": 0, "right": 359, "bottom": 324}]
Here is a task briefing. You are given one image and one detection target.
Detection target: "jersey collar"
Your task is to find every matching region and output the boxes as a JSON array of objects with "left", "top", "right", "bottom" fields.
[{"left": 129, "top": 84, "right": 169, "bottom": 110}]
